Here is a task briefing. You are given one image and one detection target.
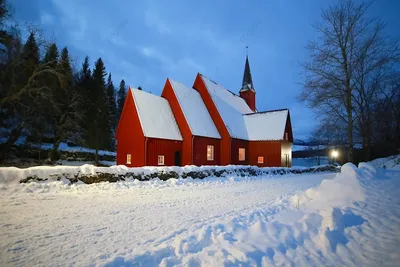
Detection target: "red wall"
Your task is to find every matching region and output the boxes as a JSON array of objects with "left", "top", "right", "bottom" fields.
[
  {"left": 115, "top": 89, "right": 145, "bottom": 167},
  {"left": 249, "top": 141, "right": 282, "bottom": 167},
  {"left": 239, "top": 90, "right": 256, "bottom": 112},
  {"left": 146, "top": 138, "right": 182, "bottom": 166},
  {"left": 231, "top": 138, "right": 249, "bottom": 165},
  {"left": 193, "top": 136, "right": 221, "bottom": 166},
  {"left": 284, "top": 111, "right": 294, "bottom": 142},
  {"left": 193, "top": 74, "right": 231, "bottom": 165},
  {"left": 161, "top": 79, "right": 193, "bottom": 165}
]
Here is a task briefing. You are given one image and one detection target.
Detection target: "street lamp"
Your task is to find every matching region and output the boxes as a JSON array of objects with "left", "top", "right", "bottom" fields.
[{"left": 331, "top": 150, "right": 339, "bottom": 164}]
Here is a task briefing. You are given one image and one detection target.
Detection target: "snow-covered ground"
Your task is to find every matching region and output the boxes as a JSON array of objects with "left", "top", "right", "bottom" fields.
[{"left": 0, "top": 157, "right": 399, "bottom": 266}]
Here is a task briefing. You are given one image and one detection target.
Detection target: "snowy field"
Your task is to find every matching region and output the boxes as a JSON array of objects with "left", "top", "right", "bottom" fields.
[{"left": 0, "top": 157, "right": 399, "bottom": 266}]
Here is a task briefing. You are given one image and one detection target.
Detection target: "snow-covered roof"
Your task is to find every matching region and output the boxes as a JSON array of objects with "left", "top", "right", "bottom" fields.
[
  {"left": 131, "top": 88, "right": 183, "bottom": 141},
  {"left": 201, "top": 75, "right": 252, "bottom": 139},
  {"left": 200, "top": 75, "right": 289, "bottom": 141},
  {"left": 244, "top": 109, "right": 289, "bottom": 140},
  {"left": 169, "top": 79, "right": 221, "bottom": 139}
]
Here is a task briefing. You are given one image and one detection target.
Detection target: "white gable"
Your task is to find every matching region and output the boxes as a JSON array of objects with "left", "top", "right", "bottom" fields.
[
  {"left": 244, "top": 110, "right": 288, "bottom": 140},
  {"left": 202, "top": 75, "right": 253, "bottom": 114},
  {"left": 200, "top": 75, "right": 289, "bottom": 141},
  {"left": 131, "top": 88, "right": 183, "bottom": 141},
  {"left": 201, "top": 75, "right": 251, "bottom": 140},
  {"left": 169, "top": 80, "right": 221, "bottom": 139}
]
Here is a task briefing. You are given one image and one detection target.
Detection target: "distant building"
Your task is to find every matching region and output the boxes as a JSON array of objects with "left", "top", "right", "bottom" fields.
[{"left": 116, "top": 56, "right": 293, "bottom": 167}]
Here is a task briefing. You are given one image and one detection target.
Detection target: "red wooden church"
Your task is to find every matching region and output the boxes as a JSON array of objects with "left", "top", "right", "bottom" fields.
[{"left": 116, "top": 56, "right": 293, "bottom": 167}]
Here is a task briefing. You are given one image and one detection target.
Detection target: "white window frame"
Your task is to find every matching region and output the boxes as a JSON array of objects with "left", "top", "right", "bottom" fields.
[
  {"left": 239, "top": 148, "right": 246, "bottom": 161},
  {"left": 207, "top": 145, "right": 214, "bottom": 161},
  {"left": 126, "top": 154, "right": 131, "bottom": 164},
  {"left": 257, "top": 156, "right": 264, "bottom": 164},
  {"left": 158, "top": 155, "right": 165, "bottom": 165}
]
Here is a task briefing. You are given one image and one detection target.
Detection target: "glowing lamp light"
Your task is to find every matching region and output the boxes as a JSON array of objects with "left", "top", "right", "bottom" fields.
[{"left": 331, "top": 150, "right": 339, "bottom": 158}]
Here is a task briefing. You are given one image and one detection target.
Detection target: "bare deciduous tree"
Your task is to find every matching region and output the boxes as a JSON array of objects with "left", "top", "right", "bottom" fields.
[{"left": 299, "top": 0, "right": 399, "bottom": 162}]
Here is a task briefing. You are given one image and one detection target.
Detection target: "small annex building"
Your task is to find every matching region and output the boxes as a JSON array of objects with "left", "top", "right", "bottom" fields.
[{"left": 116, "top": 56, "right": 293, "bottom": 167}]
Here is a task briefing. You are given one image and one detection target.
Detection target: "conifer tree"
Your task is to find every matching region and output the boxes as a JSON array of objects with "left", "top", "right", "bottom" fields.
[
  {"left": 106, "top": 73, "right": 117, "bottom": 132},
  {"left": 88, "top": 57, "right": 112, "bottom": 163},
  {"left": 77, "top": 56, "right": 92, "bottom": 146},
  {"left": 0, "top": 31, "right": 64, "bottom": 160},
  {"left": 47, "top": 47, "right": 81, "bottom": 161},
  {"left": 2, "top": 32, "right": 40, "bottom": 155},
  {"left": 117, "top": 79, "right": 126, "bottom": 121},
  {"left": 21, "top": 32, "right": 39, "bottom": 80},
  {"left": 36, "top": 43, "right": 59, "bottom": 146}
]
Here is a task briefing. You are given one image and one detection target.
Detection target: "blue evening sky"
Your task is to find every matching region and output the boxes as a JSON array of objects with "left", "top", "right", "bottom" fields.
[{"left": 11, "top": 0, "right": 400, "bottom": 140}]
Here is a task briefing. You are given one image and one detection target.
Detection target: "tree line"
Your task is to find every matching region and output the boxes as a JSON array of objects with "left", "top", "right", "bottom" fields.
[
  {"left": 299, "top": 0, "right": 400, "bottom": 163},
  {"left": 0, "top": 0, "right": 137, "bottom": 163}
]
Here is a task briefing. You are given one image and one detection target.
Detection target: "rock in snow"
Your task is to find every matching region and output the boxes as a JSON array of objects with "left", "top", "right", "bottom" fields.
[{"left": 0, "top": 157, "right": 399, "bottom": 266}]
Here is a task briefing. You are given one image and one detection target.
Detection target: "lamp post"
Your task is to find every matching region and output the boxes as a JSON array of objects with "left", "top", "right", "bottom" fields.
[{"left": 331, "top": 150, "right": 339, "bottom": 165}]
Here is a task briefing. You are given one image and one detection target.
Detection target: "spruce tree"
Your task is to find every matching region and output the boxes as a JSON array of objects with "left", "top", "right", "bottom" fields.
[
  {"left": 38, "top": 43, "right": 59, "bottom": 148},
  {"left": 88, "top": 57, "right": 112, "bottom": 163},
  {"left": 106, "top": 73, "right": 117, "bottom": 132},
  {"left": 117, "top": 79, "right": 126, "bottom": 121},
  {"left": 21, "top": 32, "right": 39, "bottom": 80},
  {"left": 43, "top": 43, "right": 58, "bottom": 68},
  {"left": 47, "top": 47, "right": 81, "bottom": 162},
  {"left": 77, "top": 56, "right": 93, "bottom": 147}
]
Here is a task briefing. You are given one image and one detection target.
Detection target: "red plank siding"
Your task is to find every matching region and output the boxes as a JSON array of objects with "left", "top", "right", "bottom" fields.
[
  {"left": 115, "top": 89, "right": 145, "bottom": 167},
  {"left": 239, "top": 90, "right": 256, "bottom": 112},
  {"left": 231, "top": 138, "right": 249, "bottom": 165},
  {"left": 248, "top": 141, "right": 282, "bottom": 167},
  {"left": 161, "top": 79, "right": 193, "bottom": 165},
  {"left": 284, "top": 111, "right": 294, "bottom": 142},
  {"left": 146, "top": 138, "right": 182, "bottom": 166},
  {"left": 193, "top": 136, "right": 221, "bottom": 166},
  {"left": 193, "top": 74, "right": 231, "bottom": 165}
]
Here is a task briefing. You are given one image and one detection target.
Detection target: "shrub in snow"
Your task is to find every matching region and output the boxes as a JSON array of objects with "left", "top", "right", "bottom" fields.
[{"left": 16, "top": 165, "right": 339, "bottom": 185}]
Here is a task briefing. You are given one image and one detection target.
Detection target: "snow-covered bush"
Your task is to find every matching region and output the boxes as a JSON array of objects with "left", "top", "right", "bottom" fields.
[{"left": 16, "top": 165, "right": 339, "bottom": 184}]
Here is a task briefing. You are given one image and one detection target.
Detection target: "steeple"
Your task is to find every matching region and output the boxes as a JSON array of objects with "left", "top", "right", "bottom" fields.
[
  {"left": 239, "top": 48, "right": 256, "bottom": 112},
  {"left": 240, "top": 49, "right": 254, "bottom": 92}
]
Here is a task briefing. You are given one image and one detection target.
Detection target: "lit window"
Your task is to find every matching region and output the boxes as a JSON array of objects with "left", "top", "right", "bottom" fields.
[
  {"left": 257, "top": 156, "right": 264, "bottom": 164},
  {"left": 158, "top": 155, "right": 165, "bottom": 165},
  {"left": 126, "top": 154, "right": 131, "bottom": 164},
  {"left": 239, "top": 148, "right": 245, "bottom": 161},
  {"left": 207, "top": 145, "right": 214, "bottom": 161},
  {"left": 285, "top": 132, "right": 288, "bottom": 140}
]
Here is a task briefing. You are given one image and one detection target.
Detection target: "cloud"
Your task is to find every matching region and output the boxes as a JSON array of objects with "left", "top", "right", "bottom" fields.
[
  {"left": 144, "top": 9, "right": 171, "bottom": 35},
  {"left": 40, "top": 12, "right": 54, "bottom": 25},
  {"left": 138, "top": 45, "right": 204, "bottom": 74},
  {"left": 49, "top": 0, "right": 90, "bottom": 43}
]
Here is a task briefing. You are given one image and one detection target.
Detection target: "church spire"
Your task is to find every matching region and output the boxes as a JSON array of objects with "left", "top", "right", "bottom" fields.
[
  {"left": 241, "top": 48, "right": 254, "bottom": 92},
  {"left": 239, "top": 48, "right": 256, "bottom": 111}
]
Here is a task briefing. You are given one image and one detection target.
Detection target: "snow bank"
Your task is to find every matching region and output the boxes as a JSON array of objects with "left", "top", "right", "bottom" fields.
[
  {"left": 0, "top": 164, "right": 338, "bottom": 185},
  {"left": 368, "top": 154, "right": 400, "bottom": 170},
  {"left": 118, "top": 160, "right": 387, "bottom": 265},
  {"left": 291, "top": 163, "right": 366, "bottom": 212}
]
